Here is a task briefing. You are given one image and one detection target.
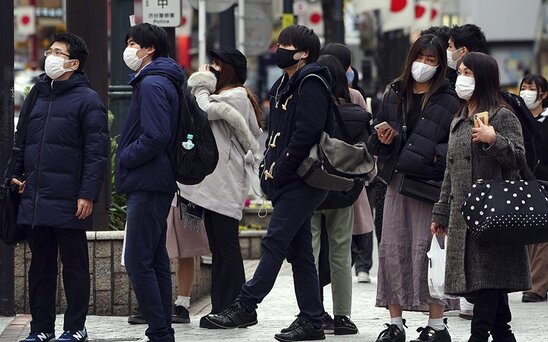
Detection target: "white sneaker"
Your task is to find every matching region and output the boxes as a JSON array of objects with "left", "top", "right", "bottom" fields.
[{"left": 357, "top": 272, "right": 370, "bottom": 283}]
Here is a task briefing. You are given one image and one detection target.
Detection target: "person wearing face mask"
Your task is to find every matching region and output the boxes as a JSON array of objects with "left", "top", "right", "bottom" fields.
[
  {"left": 519, "top": 74, "right": 548, "bottom": 304},
  {"left": 174, "top": 48, "right": 263, "bottom": 328},
  {"left": 432, "top": 52, "right": 531, "bottom": 342},
  {"left": 9, "top": 33, "right": 109, "bottom": 342},
  {"left": 115, "top": 23, "right": 185, "bottom": 342},
  {"left": 205, "top": 25, "right": 333, "bottom": 342},
  {"left": 445, "top": 24, "right": 488, "bottom": 88},
  {"left": 367, "top": 34, "right": 460, "bottom": 342}
]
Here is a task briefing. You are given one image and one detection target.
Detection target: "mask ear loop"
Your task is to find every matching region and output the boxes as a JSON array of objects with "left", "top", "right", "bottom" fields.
[{"left": 295, "top": 51, "right": 306, "bottom": 70}]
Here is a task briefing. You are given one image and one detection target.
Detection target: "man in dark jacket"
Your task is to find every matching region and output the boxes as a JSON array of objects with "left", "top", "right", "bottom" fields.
[
  {"left": 11, "top": 33, "right": 109, "bottom": 342},
  {"left": 204, "top": 25, "right": 333, "bottom": 342},
  {"left": 115, "top": 23, "right": 185, "bottom": 342}
]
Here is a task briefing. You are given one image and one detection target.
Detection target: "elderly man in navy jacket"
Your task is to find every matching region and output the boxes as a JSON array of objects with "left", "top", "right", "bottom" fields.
[
  {"left": 11, "top": 33, "right": 109, "bottom": 342},
  {"left": 115, "top": 24, "right": 185, "bottom": 342}
]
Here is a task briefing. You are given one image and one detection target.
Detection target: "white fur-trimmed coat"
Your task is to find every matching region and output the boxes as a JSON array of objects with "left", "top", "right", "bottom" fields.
[{"left": 178, "top": 71, "right": 261, "bottom": 220}]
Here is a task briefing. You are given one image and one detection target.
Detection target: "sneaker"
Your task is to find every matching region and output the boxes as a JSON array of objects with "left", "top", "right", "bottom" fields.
[
  {"left": 522, "top": 291, "right": 546, "bottom": 302},
  {"left": 128, "top": 308, "right": 147, "bottom": 324},
  {"left": 172, "top": 305, "right": 190, "bottom": 323},
  {"left": 334, "top": 315, "right": 358, "bottom": 335},
  {"left": 19, "top": 332, "right": 55, "bottom": 342},
  {"left": 357, "top": 271, "right": 371, "bottom": 283},
  {"left": 199, "top": 314, "right": 221, "bottom": 329},
  {"left": 410, "top": 325, "right": 451, "bottom": 342},
  {"left": 274, "top": 319, "right": 325, "bottom": 341},
  {"left": 280, "top": 317, "right": 305, "bottom": 333},
  {"left": 205, "top": 302, "right": 258, "bottom": 329},
  {"left": 56, "top": 328, "right": 88, "bottom": 341},
  {"left": 320, "top": 312, "right": 334, "bottom": 334},
  {"left": 375, "top": 321, "right": 406, "bottom": 342}
]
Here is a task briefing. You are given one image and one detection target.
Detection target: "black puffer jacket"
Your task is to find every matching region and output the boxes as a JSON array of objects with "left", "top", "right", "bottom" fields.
[
  {"left": 368, "top": 80, "right": 460, "bottom": 184},
  {"left": 260, "top": 63, "right": 334, "bottom": 201},
  {"left": 317, "top": 102, "right": 372, "bottom": 210}
]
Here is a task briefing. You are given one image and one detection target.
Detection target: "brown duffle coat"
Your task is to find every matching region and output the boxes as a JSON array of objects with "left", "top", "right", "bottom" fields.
[{"left": 432, "top": 106, "right": 531, "bottom": 296}]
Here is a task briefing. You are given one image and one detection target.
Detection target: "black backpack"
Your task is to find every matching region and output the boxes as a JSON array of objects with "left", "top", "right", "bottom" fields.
[
  {"left": 147, "top": 72, "right": 219, "bottom": 185},
  {"left": 501, "top": 91, "right": 541, "bottom": 171}
]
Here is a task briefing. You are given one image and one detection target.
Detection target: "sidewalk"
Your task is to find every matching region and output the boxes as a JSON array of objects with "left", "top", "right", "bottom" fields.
[{"left": 1, "top": 258, "right": 547, "bottom": 341}]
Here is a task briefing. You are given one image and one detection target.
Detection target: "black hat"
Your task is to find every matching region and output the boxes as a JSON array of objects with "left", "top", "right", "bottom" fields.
[{"left": 208, "top": 48, "right": 247, "bottom": 84}]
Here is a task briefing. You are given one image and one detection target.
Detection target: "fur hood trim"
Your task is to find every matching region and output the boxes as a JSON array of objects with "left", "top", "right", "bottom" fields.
[
  {"left": 188, "top": 71, "right": 216, "bottom": 94},
  {"left": 208, "top": 101, "right": 260, "bottom": 154}
]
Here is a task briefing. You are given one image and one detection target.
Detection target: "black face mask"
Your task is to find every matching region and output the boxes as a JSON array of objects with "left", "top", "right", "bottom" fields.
[
  {"left": 275, "top": 47, "right": 301, "bottom": 69},
  {"left": 210, "top": 67, "right": 221, "bottom": 79}
]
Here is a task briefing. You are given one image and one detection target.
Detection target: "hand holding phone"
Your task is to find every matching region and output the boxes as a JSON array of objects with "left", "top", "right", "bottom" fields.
[
  {"left": 375, "top": 121, "right": 398, "bottom": 145},
  {"left": 473, "top": 111, "right": 489, "bottom": 128}
]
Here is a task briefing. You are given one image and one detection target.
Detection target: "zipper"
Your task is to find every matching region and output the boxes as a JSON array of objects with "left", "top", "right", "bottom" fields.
[{"left": 32, "top": 94, "right": 54, "bottom": 228}]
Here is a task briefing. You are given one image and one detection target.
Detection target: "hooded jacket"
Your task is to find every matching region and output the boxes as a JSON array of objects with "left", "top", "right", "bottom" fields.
[
  {"left": 178, "top": 71, "right": 261, "bottom": 221},
  {"left": 14, "top": 72, "right": 109, "bottom": 230},
  {"left": 115, "top": 57, "right": 186, "bottom": 194},
  {"left": 260, "top": 63, "right": 334, "bottom": 201},
  {"left": 368, "top": 80, "right": 460, "bottom": 184}
]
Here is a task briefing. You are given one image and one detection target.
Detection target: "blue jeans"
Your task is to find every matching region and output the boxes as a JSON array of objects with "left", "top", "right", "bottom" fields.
[
  {"left": 124, "top": 191, "right": 174, "bottom": 342},
  {"left": 238, "top": 185, "right": 327, "bottom": 328}
]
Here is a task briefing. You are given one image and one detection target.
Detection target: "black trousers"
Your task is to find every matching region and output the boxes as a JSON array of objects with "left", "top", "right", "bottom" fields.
[
  {"left": 351, "top": 232, "right": 373, "bottom": 274},
  {"left": 204, "top": 209, "right": 246, "bottom": 314},
  {"left": 26, "top": 226, "right": 90, "bottom": 333},
  {"left": 470, "top": 289, "right": 516, "bottom": 342}
]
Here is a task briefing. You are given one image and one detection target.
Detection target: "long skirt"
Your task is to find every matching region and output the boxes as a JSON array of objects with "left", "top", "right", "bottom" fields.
[{"left": 375, "top": 175, "right": 458, "bottom": 311}]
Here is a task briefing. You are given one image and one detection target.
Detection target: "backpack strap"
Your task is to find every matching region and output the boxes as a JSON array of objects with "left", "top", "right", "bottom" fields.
[{"left": 298, "top": 74, "right": 352, "bottom": 141}]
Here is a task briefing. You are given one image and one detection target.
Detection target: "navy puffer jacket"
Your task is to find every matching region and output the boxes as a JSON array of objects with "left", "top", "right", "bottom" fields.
[
  {"left": 14, "top": 72, "right": 109, "bottom": 230},
  {"left": 368, "top": 80, "right": 460, "bottom": 184},
  {"left": 115, "top": 57, "right": 185, "bottom": 194}
]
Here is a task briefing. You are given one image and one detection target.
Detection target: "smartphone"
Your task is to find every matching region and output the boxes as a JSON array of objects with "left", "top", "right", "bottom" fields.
[
  {"left": 474, "top": 111, "right": 489, "bottom": 128},
  {"left": 374, "top": 121, "right": 393, "bottom": 131}
]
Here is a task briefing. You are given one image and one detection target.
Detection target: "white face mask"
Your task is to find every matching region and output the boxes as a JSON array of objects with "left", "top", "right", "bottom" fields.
[
  {"left": 44, "top": 55, "right": 75, "bottom": 80},
  {"left": 455, "top": 75, "right": 476, "bottom": 101},
  {"left": 446, "top": 49, "right": 461, "bottom": 70},
  {"left": 520, "top": 90, "right": 542, "bottom": 110},
  {"left": 123, "top": 47, "right": 144, "bottom": 71},
  {"left": 411, "top": 61, "right": 438, "bottom": 83}
]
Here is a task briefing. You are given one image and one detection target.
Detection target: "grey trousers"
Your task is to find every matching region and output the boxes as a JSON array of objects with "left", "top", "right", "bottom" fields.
[{"left": 311, "top": 206, "right": 354, "bottom": 316}]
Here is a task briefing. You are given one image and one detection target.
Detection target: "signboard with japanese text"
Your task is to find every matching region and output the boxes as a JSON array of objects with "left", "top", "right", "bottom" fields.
[{"left": 143, "top": 0, "right": 182, "bottom": 27}]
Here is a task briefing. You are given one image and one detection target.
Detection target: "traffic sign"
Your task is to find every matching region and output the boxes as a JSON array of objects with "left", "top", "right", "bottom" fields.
[{"left": 143, "top": 0, "right": 182, "bottom": 27}]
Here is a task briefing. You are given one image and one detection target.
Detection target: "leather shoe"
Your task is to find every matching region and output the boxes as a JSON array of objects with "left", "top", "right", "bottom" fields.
[
  {"left": 521, "top": 291, "right": 546, "bottom": 302},
  {"left": 205, "top": 302, "right": 257, "bottom": 329},
  {"left": 274, "top": 319, "right": 325, "bottom": 341},
  {"left": 334, "top": 315, "right": 358, "bottom": 335},
  {"left": 410, "top": 325, "right": 451, "bottom": 342}
]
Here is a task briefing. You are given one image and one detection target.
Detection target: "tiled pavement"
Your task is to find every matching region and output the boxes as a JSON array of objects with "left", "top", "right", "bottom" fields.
[{"left": 1, "top": 255, "right": 547, "bottom": 341}]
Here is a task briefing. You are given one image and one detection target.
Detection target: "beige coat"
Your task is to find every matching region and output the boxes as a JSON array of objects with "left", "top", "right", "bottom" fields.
[{"left": 179, "top": 71, "right": 261, "bottom": 220}]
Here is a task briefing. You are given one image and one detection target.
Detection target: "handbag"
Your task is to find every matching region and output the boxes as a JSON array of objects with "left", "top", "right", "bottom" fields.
[
  {"left": 461, "top": 161, "right": 548, "bottom": 245},
  {"left": 0, "top": 86, "right": 38, "bottom": 245},
  {"left": 297, "top": 75, "right": 375, "bottom": 192},
  {"left": 398, "top": 174, "right": 441, "bottom": 204}
]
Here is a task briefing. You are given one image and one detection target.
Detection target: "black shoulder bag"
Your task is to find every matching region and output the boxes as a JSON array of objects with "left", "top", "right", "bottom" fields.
[
  {"left": 0, "top": 86, "right": 38, "bottom": 245},
  {"left": 397, "top": 100, "right": 442, "bottom": 204}
]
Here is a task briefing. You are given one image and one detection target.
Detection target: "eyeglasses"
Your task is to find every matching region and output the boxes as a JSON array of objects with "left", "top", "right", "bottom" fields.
[{"left": 44, "top": 49, "right": 70, "bottom": 58}]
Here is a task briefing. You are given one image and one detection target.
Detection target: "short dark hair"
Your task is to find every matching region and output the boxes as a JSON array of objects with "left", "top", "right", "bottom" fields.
[
  {"left": 420, "top": 26, "right": 450, "bottom": 50},
  {"left": 125, "top": 23, "right": 170, "bottom": 59},
  {"left": 460, "top": 52, "right": 506, "bottom": 111},
  {"left": 450, "top": 24, "right": 487, "bottom": 53},
  {"left": 277, "top": 25, "right": 320, "bottom": 63},
  {"left": 320, "top": 43, "right": 352, "bottom": 70},
  {"left": 50, "top": 32, "right": 89, "bottom": 71},
  {"left": 520, "top": 73, "right": 548, "bottom": 107},
  {"left": 317, "top": 54, "right": 350, "bottom": 104}
]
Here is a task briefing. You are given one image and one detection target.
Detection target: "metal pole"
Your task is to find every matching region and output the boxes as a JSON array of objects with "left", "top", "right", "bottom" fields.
[
  {"left": 282, "top": 0, "right": 294, "bottom": 28},
  {"left": 237, "top": 0, "right": 245, "bottom": 54},
  {"left": 198, "top": 0, "right": 207, "bottom": 66},
  {"left": 219, "top": 5, "right": 236, "bottom": 49},
  {"left": 0, "top": 0, "right": 15, "bottom": 317},
  {"left": 333, "top": 0, "right": 345, "bottom": 43}
]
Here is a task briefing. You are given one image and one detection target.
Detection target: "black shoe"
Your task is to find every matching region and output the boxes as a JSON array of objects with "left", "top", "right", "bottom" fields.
[
  {"left": 280, "top": 317, "right": 304, "bottom": 333},
  {"left": 411, "top": 325, "right": 451, "bottom": 342},
  {"left": 172, "top": 305, "right": 190, "bottom": 323},
  {"left": 375, "top": 321, "right": 406, "bottom": 342},
  {"left": 522, "top": 291, "right": 546, "bottom": 302},
  {"left": 19, "top": 332, "right": 55, "bottom": 342},
  {"left": 274, "top": 319, "right": 325, "bottom": 341},
  {"left": 204, "top": 302, "right": 258, "bottom": 329},
  {"left": 199, "top": 315, "right": 221, "bottom": 329},
  {"left": 128, "top": 308, "right": 147, "bottom": 325},
  {"left": 320, "top": 312, "right": 334, "bottom": 334},
  {"left": 334, "top": 315, "right": 358, "bottom": 335}
]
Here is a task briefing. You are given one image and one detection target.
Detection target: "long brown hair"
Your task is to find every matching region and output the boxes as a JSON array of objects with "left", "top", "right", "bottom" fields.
[
  {"left": 213, "top": 58, "right": 264, "bottom": 129},
  {"left": 393, "top": 34, "right": 448, "bottom": 113}
]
